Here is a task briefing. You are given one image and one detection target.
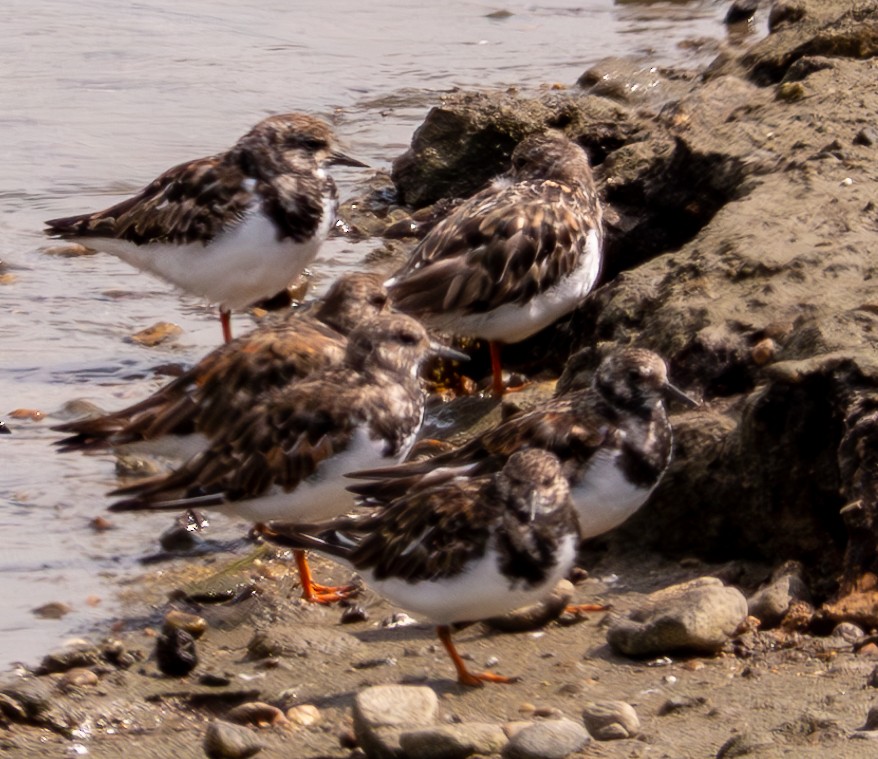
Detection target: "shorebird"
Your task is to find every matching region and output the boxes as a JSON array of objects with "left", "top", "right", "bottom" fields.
[
  {"left": 45, "top": 113, "right": 366, "bottom": 342},
  {"left": 259, "top": 448, "right": 580, "bottom": 686},
  {"left": 386, "top": 131, "right": 602, "bottom": 395}
]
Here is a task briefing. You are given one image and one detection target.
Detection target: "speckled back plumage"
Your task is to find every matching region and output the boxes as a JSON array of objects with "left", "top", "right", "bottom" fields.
[{"left": 387, "top": 131, "right": 602, "bottom": 327}]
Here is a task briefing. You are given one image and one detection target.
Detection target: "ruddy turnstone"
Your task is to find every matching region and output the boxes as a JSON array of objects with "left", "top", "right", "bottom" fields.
[
  {"left": 386, "top": 130, "right": 602, "bottom": 395},
  {"left": 44, "top": 113, "right": 366, "bottom": 343},
  {"left": 259, "top": 448, "right": 580, "bottom": 686},
  {"left": 350, "top": 347, "right": 698, "bottom": 542},
  {"left": 53, "top": 272, "right": 389, "bottom": 459},
  {"left": 109, "top": 313, "right": 466, "bottom": 603}
]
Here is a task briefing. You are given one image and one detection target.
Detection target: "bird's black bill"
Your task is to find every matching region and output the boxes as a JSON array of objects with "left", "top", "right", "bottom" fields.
[
  {"left": 663, "top": 381, "right": 700, "bottom": 408},
  {"left": 329, "top": 151, "right": 369, "bottom": 169},
  {"left": 429, "top": 340, "right": 470, "bottom": 362}
]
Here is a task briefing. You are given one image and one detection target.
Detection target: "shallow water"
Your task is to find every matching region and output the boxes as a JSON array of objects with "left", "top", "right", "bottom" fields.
[{"left": 0, "top": 0, "right": 746, "bottom": 669}]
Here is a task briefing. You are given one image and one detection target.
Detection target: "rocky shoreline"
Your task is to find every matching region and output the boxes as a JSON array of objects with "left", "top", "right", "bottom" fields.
[{"left": 6, "top": 1, "right": 878, "bottom": 756}]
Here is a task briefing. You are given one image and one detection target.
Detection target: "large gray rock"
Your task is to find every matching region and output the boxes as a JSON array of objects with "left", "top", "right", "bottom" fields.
[
  {"left": 502, "top": 719, "right": 590, "bottom": 759},
  {"left": 353, "top": 684, "right": 439, "bottom": 759},
  {"left": 607, "top": 578, "right": 748, "bottom": 657},
  {"left": 399, "top": 723, "right": 507, "bottom": 759}
]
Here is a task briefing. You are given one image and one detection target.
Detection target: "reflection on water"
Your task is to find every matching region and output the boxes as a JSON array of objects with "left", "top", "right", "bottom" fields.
[{"left": 0, "top": 0, "right": 736, "bottom": 669}]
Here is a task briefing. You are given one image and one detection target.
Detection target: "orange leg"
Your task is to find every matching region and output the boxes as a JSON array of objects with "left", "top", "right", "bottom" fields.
[
  {"left": 220, "top": 308, "right": 233, "bottom": 344},
  {"left": 489, "top": 341, "right": 505, "bottom": 398},
  {"left": 294, "top": 550, "right": 357, "bottom": 605},
  {"left": 437, "top": 625, "right": 518, "bottom": 687}
]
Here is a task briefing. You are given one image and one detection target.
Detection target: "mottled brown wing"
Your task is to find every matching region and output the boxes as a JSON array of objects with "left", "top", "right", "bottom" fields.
[
  {"left": 349, "top": 476, "right": 499, "bottom": 582},
  {"left": 348, "top": 393, "right": 608, "bottom": 502},
  {"left": 108, "top": 375, "right": 367, "bottom": 505},
  {"left": 190, "top": 319, "right": 347, "bottom": 439},
  {"left": 45, "top": 155, "right": 253, "bottom": 246},
  {"left": 197, "top": 379, "right": 366, "bottom": 501},
  {"left": 389, "top": 180, "right": 591, "bottom": 315},
  {"left": 477, "top": 395, "right": 607, "bottom": 462}
]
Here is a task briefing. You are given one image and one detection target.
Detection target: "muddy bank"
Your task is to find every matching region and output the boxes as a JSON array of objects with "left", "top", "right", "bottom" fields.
[{"left": 6, "top": 1, "right": 878, "bottom": 757}]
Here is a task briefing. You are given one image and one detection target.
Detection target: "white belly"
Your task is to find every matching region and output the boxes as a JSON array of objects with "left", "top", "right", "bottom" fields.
[
  {"left": 368, "top": 533, "right": 579, "bottom": 625},
  {"left": 571, "top": 448, "right": 654, "bottom": 539},
  {"left": 96, "top": 195, "right": 335, "bottom": 310}
]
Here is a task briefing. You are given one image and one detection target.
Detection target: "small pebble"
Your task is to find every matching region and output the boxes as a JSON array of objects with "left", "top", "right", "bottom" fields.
[
  {"left": 163, "top": 609, "right": 208, "bottom": 639},
  {"left": 861, "top": 705, "right": 878, "bottom": 731},
  {"left": 750, "top": 337, "right": 776, "bottom": 365},
  {"left": 128, "top": 321, "right": 182, "bottom": 346},
  {"left": 89, "top": 516, "right": 114, "bottom": 532},
  {"left": 203, "top": 720, "right": 264, "bottom": 759},
  {"left": 352, "top": 656, "right": 397, "bottom": 670},
  {"left": 9, "top": 408, "right": 44, "bottom": 421},
  {"left": 854, "top": 127, "right": 878, "bottom": 147},
  {"left": 502, "top": 718, "right": 589, "bottom": 759},
  {"left": 226, "top": 702, "right": 288, "bottom": 728},
  {"left": 582, "top": 700, "right": 640, "bottom": 740},
  {"left": 58, "top": 668, "right": 99, "bottom": 691},
  {"left": 32, "top": 602, "right": 72, "bottom": 620},
  {"left": 198, "top": 673, "right": 232, "bottom": 687},
  {"left": 159, "top": 519, "right": 206, "bottom": 552},
  {"left": 776, "top": 82, "right": 806, "bottom": 102},
  {"left": 155, "top": 627, "right": 198, "bottom": 677},
  {"left": 725, "top": 0, "right": 758, "bottom": 24},
  {"left": 657, "top": 695, "right": 707, "bottom": 716},
  {"left": 382, "top": 612, "right": 418, "bottom": 628},
  {"left": 831, "top": 622, "right": 864, "bottom": 643},
  {"left": 286, "top": 704, "right": 321, "bottom": 727},
  {"left": 340, "top": 604, "right": 369, "bottom": 624},
  {"left": 533, "top": 706, "right": 563, "bottom": 719},
  {"left": 41, "top": 242, "right": 93, "bottom": 257}
]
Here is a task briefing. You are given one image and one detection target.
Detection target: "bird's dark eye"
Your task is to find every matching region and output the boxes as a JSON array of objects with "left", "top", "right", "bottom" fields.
[
  {"left": 302, "top": 137, "right": 327, "bottom": 150},
  {"left": 370, "top": 294, "right": 388, "bottom": 309},
  {"left": 399, "top": 331, "right": 419, "bottom": 346}
]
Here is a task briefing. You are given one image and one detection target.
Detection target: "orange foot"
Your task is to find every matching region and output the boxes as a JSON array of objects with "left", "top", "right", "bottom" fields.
[
  {"left": 456, "top": 669, "right": 521, "bottom": 688},
  {"left": 564, "top": 602, "right": 611, "bottom": 615},
  {"left": 296, "top": 549, "right": 358, "bottom": 605},
  {"left": 301, "top": 581, "right": 359, "bottom": 605},
  {"left": 437, "top": 624, "right": 520, "bottom": 688}
]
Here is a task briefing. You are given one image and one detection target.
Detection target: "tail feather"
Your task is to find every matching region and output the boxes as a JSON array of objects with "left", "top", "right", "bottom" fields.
[
  {"left": 109, "top": 491, "right": 225, "bottom": 512},
  {"left": 258, "top": 514, "right": 377, "bottom": 561}
]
